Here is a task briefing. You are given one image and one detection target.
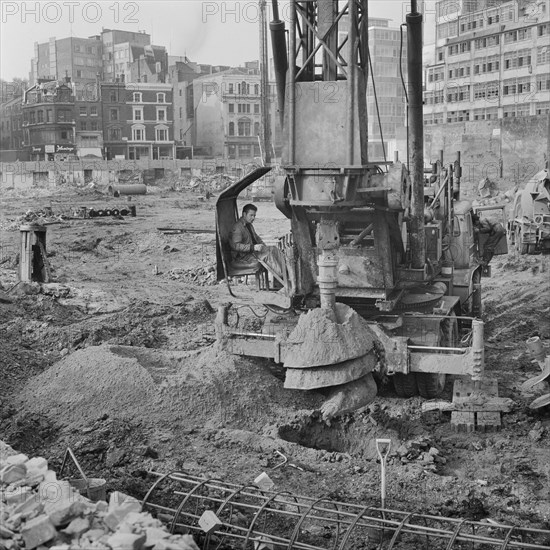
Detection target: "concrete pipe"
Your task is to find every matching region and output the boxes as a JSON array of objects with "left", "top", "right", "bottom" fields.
[{"left": 108, "top": 184, "right": 147, "bottom": 197}]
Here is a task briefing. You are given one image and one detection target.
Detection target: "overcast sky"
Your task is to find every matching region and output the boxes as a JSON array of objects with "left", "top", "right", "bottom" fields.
[{"left": 0, "top": 1, "right": 436, "bottom": 80}]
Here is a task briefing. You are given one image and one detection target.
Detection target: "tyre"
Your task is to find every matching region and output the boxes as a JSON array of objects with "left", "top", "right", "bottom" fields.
[
  {"left": 416, "top": 314, "right": 458, "bottom": 399},
  {"left": 393, "top": 373, "right": 418, "bottom": 397}
]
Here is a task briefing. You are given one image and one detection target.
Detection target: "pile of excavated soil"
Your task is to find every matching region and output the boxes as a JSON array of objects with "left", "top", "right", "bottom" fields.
[{"left": 16, "top": 344, "right": 325, "bottom": 433}]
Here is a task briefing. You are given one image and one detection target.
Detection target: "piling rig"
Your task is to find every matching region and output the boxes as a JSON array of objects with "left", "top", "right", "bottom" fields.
[{"left": 215, "top": 0, "right": 485, "bottom": 417}]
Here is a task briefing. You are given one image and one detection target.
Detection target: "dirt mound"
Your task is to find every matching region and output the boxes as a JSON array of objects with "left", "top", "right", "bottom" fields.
[{"left": 16, "top": 344, "right": 324, "bottom": 432}]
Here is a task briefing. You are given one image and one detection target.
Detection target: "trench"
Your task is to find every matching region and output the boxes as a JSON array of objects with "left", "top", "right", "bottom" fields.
[{"left": 278, "top": 416, "right": 387, "bottom": 459}]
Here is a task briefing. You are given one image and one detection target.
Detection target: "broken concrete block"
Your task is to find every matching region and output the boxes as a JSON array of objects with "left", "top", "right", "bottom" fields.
[
  {"left": 145, "top": 527, "right": 169, "bottom": 547},
  {"left": 0, "top": 464, "right": 27, "bottom": 484},
  {"left": 12, "top": 495, "right": 44, "bottom": 519},
  {"left": 4, "top": 454, "right": 29, "bottom": 466},
  {"left": 103, "top": 500, "right": 142, "bottom": 531},
  {"left": 43, "top": 470, "right": 57, "bottom": 483},
  {"left": 0, "top": 524, "right": 15, "bottom": 538},
  {"left": 4, "top": 485, "right": 34, "bottom": 506},
  {"left": 25, "top": 457, "right": 48, "bottom": 478},
  {"left": 80, "top": 528, "right": 106, "bottom": 542},
  {"left": 109, "top": 492, "right": 139, "bottom": 510},
  {"left": 106, "top": 532, "right": 146, "bottom": 550},
  {"left": 198, "top": 511, "right": 222, "bottom": 534},
  {"left": 253, "top": 472, "right": 274, "bottom": 491},
  {"left": 62, "top": 517, "right": 90, "bottom": 536},
  {"left": 21, "top": 514, "right": 57, "bottom": 549},
  {"left": 153, "top": 539, "right": 199, "bottom": 550}
]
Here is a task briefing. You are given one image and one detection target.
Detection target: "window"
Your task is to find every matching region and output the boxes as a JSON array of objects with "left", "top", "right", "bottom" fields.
[
  {"left": 241, "top": 81, "right": 249, "bottom": 95},
  {"left": 110, "top": 91, "right": 117, "bottom": 102},
  {"left": 90, "top": 121, "right": 98, "bottom": 131},
  {"left": 76, "top": 70, "right": 82, "bottom": 78},
  {"left": 133, "top": 108, "right": 143, "bottom": 121},
  {"left": 157, "top": 93, "right": 165, "bottom": 103},
  {"left": 109, "top": 127, "right": 121, "bottom": 140},
  {"left": 79, "top": 106, "right": 87, "bottom": 116},
  {"left": 537, "top": 74, "right": 550, "bottom": 91},
  {"left": 228, "top": 122, "right": 234, "bottom": 135},
  {"left": 110, "top": 108, "right": 118, "bottom": 121},
  {"left": 74, "top": 45, "right": 81, "bottom": 52},
  {"left": 537, "top": 46, "right": 549, "bottom": 65},
  {"left": 539, "top": 24, "right": 549, "bottom": 37},
  {"left": 228, "top": 83, "right": 234, "bottom": 94},
  {"left": 37, "top": 111, "right": 43, "bottom": 123},
  {"left": 254, "top": 122, "right": 260, "bottom": 135},
  {"left": 238, "top": 104, "right": 251, "bottom": 114},
  {"left": 133, "top": 92, "right": 142, "bottom": 102},
  {"left": 46, "top": 109, "right": 52, "bottom": 122},
  {"left": 157, "top": 108, "right": 166, "bottom": 121},
  {"left": 156, "top": 128, "right": 168, "bottom": 141},
  {"left": 132, "top": 126, "right": 145, "bottom": 141},
  {"left": 238, "top": 119, "right": 251, "bottom": 136},
  {"left": 90, "top": 106, "right": 97, "bottom": 116},
  {"left": 229, "top": 103, "right": 234, "bottom": 113},
  {"left": 254, "top": 84, "right": 259, "bottom": 95},
  {"left": 80, "top": 121, "right": 87, "bottom": 130},
  {"left": 61, "top": 131, "right": 68, "bottom": 139},
  {"left": 254, "top": 104, "right": 260, "bottom": 114}
]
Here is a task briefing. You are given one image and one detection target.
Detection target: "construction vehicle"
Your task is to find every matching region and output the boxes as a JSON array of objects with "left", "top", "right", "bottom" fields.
[
  {"left": 508, "top": 169, "right": 550, "bottom": 254},
  {"left": 215, "top": 0, "right": 485, "bottom": 419}
]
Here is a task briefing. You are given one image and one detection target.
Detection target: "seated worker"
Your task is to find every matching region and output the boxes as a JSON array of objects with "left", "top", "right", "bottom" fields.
[
  {"left": 472, "top": 212, "right": 506, "bottom": 266},
  {"left": 229, "top": 204, "right": 285, "bottom": 281}
]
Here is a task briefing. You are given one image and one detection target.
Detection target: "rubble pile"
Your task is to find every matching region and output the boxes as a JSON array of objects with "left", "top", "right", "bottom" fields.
[
  {"left": 0, "top": 441, "right": 199, "bottom": 550},
  {"left": 0, "top": 210, "right": 67, "bottom": 232},
  {"left": 166, "top": 266, "right": 217, "bottom": 286}
]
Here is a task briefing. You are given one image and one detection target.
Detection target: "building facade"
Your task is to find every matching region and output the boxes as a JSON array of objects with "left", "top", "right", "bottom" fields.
[
  {"left": 367, "top": 19, "right": 408, "bottom": 160},
  {"left": 0, "top": 95, "right": 24, "bottom": 156},
  {"left": 186, "top": 66, "right": 278, "bottom": 161},
  {"left": 101, "top": 82, "right": 174, "bottom": 160},
  {"left": 423, "top": 0, "right": 550, "bottom": 125},
  {"left": 22, "top": 80, "right": 77, "bottom": 161}
]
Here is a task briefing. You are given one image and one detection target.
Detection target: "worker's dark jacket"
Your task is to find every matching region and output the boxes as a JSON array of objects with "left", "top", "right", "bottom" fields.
[
  {"left": 230, "top": 217, "right": 264, "bottom": 263},
  {"left": 476, "top": 219, "right": 505, "bottom": 254}
]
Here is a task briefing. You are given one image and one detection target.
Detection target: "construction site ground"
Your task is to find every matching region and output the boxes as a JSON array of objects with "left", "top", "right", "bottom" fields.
[{"left": 1, "top": 183, "right": 549, "bottom": 540}]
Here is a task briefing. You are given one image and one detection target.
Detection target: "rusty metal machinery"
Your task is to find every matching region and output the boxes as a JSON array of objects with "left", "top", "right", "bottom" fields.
[{"left": 143, "top": 471, "right": 550, "bottom": 549}]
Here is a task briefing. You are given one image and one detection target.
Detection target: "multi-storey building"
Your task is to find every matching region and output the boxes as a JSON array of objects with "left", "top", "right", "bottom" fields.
[
  {"left": 101, "top": 82, "right": 174, "bottom": 160},
  {"left": 0, "top": 95, "right": 24, "bottom": 156},
  {"left": 424, "top": 0, "right": 550, "bottom": 125},
  {"left": 30, "top": 29, "right": 166, "bottom": 89},
  {"left": 75, "top": 85, "right": 103, "bottom": 158},
  {"left": 22, "top": 80, "right": 77, "bottom": 161},
  {"left": 186, "top": 65, "right": 278, "bottom": 160},
  {"left": 30, "top": 36, "right": 103, "bottom": 87},
  {"left": 366, "top": 19, "right": 408, "bottom": 159}
]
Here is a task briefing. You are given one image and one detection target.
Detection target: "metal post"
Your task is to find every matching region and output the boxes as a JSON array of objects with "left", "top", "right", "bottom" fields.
[
  {"left": 289, "top": 0, "right": 296, "bottom": 165},
  {"left": 347, "top": 0, "right": 357, "bottom": 165},
  {"left": 259, "top": 0, "right": 271, "bottom": 164},
  {"left": 407, "top": 0, "right": 426, "bottom": 269}
]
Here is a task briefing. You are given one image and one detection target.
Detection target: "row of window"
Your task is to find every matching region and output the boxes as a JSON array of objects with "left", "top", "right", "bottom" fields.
[
  {"left": 227, "top": 121, "right": 260, "bottom": 137},
  {"left": 428, "top": 47, "right": 548, "bottom": 84},
  {"left": 79, "top": 106, "right": 98, "bottom": 116},
  {"left": 79, "top": 121, "right": 99, "bottom": 131},
  {"left": 444, "top": 24, "right": 545, "bottom": 59},
  {"left": 131, "top": 92, "right": 166, "bottom": 103},
  {"left": 424, "top": 75, "right": 550, "bottom": 103},
  {"left": 132, "top": 107, "right": 167, "bottom": 122},
  {"left": 228, "top": 103, "right": 260, "bottom": 114},
  {"left": 227, "top": 82, "right": 260, "bottom": 95},
  {"left": 426, "top": 102, "right": 550, "bottom": 122},
  {"left": 23, "top": 109, "right": 73, "bottom": 124},
  {"left": 130, "top": 126, "right": 169, "bottom": 142},
  {"left": 74, "top": 44, "right": 97, "bottom": 54}
]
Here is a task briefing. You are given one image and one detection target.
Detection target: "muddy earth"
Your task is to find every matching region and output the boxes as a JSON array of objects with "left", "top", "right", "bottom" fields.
[{"left": 1, "top": 182, "right": 549, "bottom": 545}]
